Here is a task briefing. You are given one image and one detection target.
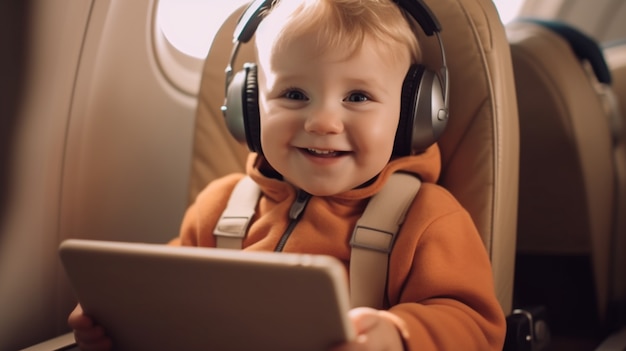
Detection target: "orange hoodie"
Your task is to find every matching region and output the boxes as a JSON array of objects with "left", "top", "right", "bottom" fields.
[{"left": 172, "top": 145, "right": 506, "bottom": 350}]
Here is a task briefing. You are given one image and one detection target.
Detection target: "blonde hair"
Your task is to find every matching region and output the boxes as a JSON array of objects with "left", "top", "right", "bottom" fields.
[{"left": 256, "top": 0, "right": 421, "bottom": 64}]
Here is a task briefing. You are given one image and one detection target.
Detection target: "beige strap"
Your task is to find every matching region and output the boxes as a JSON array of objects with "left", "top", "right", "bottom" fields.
[
  {"left": 349, "top": 173, "right": 421, "bottom": 309},
  {"left": 214, "top": 173, "right": 422, "bottom": 310},
  {"left": 214, "top": 176, "right": 261, "bottom": 249}
]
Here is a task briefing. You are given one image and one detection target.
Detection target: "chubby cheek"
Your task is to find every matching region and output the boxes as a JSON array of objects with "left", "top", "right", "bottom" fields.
[
  {"left": 259, "top": 112, "right": 281, "bottom": 148},
  {"left": 258, "top": 106, "right": 299, "bottom": 167},
  {"left": 351, "top": 116, "right": 398, "bottom": 165}
]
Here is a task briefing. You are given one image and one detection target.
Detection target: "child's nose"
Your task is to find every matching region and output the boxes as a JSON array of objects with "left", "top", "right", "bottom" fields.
[{"left": 304, "top": 104, "right": 344, "bottom": 135}]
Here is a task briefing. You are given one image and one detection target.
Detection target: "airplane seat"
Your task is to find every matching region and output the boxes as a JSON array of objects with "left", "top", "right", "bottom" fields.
[
  {"left": 604, "top": 40, "right": 626, "bottom": 127},
  {"left": 185, "top": 9, "right": 250, "bottom": 203},
  {"left": 506, "top": 19, "right": 624, "bottom": 337},
  {"left": 603, "top": 39, "right": 626, "bottom": 328},
  {"left": 23, "top": 0, "right": 520, "bottom": 350},
  {"left": 189, "top": 0, "right": 519, "bottom": 317}
]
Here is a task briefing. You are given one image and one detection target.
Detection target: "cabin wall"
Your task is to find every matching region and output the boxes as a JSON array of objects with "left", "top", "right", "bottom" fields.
[{"left": 0, "top": 0, "right": 198, "bottom": 349}]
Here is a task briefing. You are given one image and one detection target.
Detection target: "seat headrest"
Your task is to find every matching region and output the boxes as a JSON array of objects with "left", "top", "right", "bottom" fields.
[
  {"left": 191, "top": 0, "right": 519, "bottom": 314},
  {"left": 517, "top": 18, "right": 612, "bottom": 84}
]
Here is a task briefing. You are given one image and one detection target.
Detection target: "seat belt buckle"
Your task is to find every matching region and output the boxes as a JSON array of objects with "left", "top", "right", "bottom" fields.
[{"left": 504, "top": 306, "right": 551, "bottom": 351}]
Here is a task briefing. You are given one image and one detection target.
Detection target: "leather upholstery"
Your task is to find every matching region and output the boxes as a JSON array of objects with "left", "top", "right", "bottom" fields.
[
  {"left": 187, "top": 7, "right": 251, "bottom": 204},
  {"left": 507, "top": 20, "right": 618, "bottom": 321},
  {"left": 605, "top": 41, "right": 626, "bottom": 134},
  {"left": 189, "top": 0, "right": 519, "bottom": 314},
  {"left": 604, "top": 41, "right": 626, "bottom": 320}
]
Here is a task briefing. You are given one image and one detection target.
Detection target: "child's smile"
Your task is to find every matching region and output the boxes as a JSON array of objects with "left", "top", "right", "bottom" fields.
[{"left": 297, "top": 147, "right": 352, "bottom": 168}]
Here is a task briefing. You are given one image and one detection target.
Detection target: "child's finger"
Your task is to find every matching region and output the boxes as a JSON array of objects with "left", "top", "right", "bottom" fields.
[
  {"left": 348, "top": 307, "right": 379, "bottom": 335},
  {"left": 68, "top": 304, "right": 92, "bottom": 329}
]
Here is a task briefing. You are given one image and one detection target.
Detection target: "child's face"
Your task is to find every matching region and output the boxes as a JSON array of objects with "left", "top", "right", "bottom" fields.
[{"left": 257, "top": 33, "right": 410, "bottom": 196}]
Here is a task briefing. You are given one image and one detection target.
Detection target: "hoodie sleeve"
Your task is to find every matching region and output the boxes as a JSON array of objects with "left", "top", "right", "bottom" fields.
[{"left": 386, "top": 183, "right": 506, "bottom": 350}]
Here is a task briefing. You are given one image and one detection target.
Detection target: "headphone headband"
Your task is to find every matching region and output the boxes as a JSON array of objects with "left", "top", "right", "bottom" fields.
[
  {"left": 234, "top": 0, "right": 441, "bottom": 44},
  {"left": 226, "top": 0, "right": 449, "bottom": 111},
  {"left": 393, "top": 0, "right": 441, "bottom": 35},
  {"left": 233, "top": 0, "right": 271, "bottom": 44}
]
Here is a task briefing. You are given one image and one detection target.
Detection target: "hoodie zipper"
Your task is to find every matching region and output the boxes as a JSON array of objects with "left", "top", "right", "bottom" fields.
[{"left": 274, "top": 189, "right": 311, "bottom": 252}]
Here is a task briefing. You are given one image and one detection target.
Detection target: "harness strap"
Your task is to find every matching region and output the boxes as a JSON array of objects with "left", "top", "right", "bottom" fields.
[
  {"left": 214, "top": 173, "right": 421, "bottom": 309},
  {"left": 213, "top": 176, "right": 260, "bottom": 249},
  {"left": 349, "top": 173, "right": 421, "bottom": 309}
]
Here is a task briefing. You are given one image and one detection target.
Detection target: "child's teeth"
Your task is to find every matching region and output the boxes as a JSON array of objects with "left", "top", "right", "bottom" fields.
[{"left": 308, "top": 148, "right": 333, "bottom": 155}]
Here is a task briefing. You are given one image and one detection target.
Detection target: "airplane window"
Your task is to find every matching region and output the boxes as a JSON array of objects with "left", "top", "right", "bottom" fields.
[
  {"left": 153, "top": 0, "right": 523, "bottom": 95},
  {"left": 156, "top": 0, "right": 250, "bottom": 59},
  {"left": 492, "top": 0, "right": 524, "bottom": 24},
  {"left": 157, "top": 0, "right": 524, "bottom": 59}
]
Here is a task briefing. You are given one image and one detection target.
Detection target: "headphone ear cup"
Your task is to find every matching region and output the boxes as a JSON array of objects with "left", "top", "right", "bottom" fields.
[
  {"left": 394, "top": 64, "right": 424, "bottom": 156},
  {"left": 243, "top": 64, "right": 262, "bottom": 154},
  {"left": 393, "top": 64, "right": 447, "bottom": 156},
  {"left": 223, "top": 63, "right": 262, "bottom": 154}
]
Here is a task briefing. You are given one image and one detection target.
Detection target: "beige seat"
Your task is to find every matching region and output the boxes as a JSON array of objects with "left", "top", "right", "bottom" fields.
[
  {"left": 190, "top": 0, "right": 519, "bottom": 316},
  {"left": 604, "top": 40, "right": 626, "bottom": 328},
  {"left": 605, "top": 41, "right": 626, "bottom": 126},
  {"left": 22, "top": 1, "right": 520, "bottom": 350},
  {"left": 506, "top": 19, "right": 624, "bottom": 334}
]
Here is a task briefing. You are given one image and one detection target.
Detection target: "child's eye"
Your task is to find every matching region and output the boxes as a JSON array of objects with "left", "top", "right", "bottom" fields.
[
  {"left": 282, "top": 89, "right": 308, "bottom": 101},
  {"left": 344, "top": 92, "right": 370, "bottom": 102}
]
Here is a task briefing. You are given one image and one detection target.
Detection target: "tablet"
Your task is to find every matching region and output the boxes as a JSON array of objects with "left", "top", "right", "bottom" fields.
[{"left": 59, "top": 239, "right": 355, "bottom": 351}]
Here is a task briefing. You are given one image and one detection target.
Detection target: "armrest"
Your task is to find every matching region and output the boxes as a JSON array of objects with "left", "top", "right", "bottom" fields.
[
  {"left": 20, "top": 333, "right": 77, "bottom": 351},
  {"left": 595, "top": 327, "right": 626, "bottom": 350}
]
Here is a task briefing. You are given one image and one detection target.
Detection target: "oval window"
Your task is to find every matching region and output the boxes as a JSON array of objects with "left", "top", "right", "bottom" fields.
[{"left": 153, "top": 0, "right": 250, "bottom": 95}]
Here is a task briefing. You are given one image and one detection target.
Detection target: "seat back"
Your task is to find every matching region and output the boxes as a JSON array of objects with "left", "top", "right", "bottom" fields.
[
  {"left": 506, "top": 19, "right": 622, "bottom": 328},
  {"left": 605, "top": 41, "right": 626, "bottom": 122},
  {"left": 604, "top": 40, "right": 626, "bottom": 325},
  {"left": 189, "top": 0, "right": 519, "bottom": 314}
]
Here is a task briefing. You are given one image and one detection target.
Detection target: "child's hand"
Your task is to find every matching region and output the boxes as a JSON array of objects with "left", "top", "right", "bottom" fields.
[
  {"left": 330, "top": 307, "right": 405, "bottom": 351},
  {"left": 68, "top": 304, "right": 112, "bottom": 351}
]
